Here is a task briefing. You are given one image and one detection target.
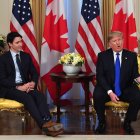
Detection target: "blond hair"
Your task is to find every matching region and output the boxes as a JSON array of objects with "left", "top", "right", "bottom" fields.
[{"left": 108, "top": 31, "right": 123, "bottom": 42}]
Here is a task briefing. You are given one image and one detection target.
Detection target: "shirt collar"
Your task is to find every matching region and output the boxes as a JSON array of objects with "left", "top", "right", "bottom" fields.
[
  {"left": 113, "top": 50, "right": 123, "bottom": 56},
  {"left": 10, "top": 50, "right": 20, "bottom": 57}
]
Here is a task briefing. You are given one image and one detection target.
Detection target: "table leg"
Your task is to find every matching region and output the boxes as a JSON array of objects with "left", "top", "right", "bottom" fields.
[
  {"left": 56, "top": 82, "right": 61, "bottom": 122},
  {"left": 84, "top": 82, "right": 90, "bottom": 123}
]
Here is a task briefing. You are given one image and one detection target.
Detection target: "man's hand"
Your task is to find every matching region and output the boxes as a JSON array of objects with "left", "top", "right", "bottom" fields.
[
  {"left": 26, "top": 81, "right": 35, "bottom": 93},
  {"left": 28, "top": 81, "right": 35, "bottom": 89},
  {"left": 135, "top": 77, "right": 140, "bottom": 84},
  {"left": 16, "top": 82, "right": 35, "bottom": 93},
  {"left": 16, "top": 83, "right": 30, "bottom": 92},
  {"left": 109, "top": 92, "right": 119, "bottom": 103}
]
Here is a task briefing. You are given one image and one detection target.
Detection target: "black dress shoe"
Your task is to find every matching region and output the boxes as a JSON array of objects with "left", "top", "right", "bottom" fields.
[
  {"left": 123, "top": 121, "right": 135, "bottom": 135},
  {"left": 95, "top": 122, "right": 106, "bottom": 134}
]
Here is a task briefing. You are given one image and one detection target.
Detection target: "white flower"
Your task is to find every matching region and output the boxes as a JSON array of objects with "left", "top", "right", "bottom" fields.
[{"left": 59, "top": 53, "right": 85, "bottom": 66}]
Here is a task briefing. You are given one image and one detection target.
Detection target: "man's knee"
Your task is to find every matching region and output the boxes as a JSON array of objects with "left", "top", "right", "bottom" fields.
[{"left": 21, "top": 94, "right": 34, "bottom": 105}]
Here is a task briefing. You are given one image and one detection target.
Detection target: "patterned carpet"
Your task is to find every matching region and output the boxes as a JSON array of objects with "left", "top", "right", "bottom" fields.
[{"left": 0, "top": 135, "right": 140, "bottom": 140}]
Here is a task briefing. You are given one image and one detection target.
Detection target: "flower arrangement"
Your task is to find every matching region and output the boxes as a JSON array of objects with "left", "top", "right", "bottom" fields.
[
  {"left": 0, "top": 34, "right": 7, "bottom": 55},
  {"left": 59, "top": 52, "right": 85, "bottom": 66},
  {"left": 0, "top": 34, "right": 6, "bottom": 48}
]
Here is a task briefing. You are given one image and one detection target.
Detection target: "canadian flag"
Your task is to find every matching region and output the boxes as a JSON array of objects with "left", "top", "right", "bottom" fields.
[
  {"left": 40, "top": 0, "right": 72, "bottom": 102},
  {"left": 111, "top": 0, "right": 138, "bottom": 52}
]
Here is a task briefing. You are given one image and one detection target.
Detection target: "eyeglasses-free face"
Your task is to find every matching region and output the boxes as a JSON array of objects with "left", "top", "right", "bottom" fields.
[{"left": 109, "top": 36, "right": 123, "bottom": 52}]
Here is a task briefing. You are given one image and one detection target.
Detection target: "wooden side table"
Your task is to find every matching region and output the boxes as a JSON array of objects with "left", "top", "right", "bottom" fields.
[{"left": 50, "top": 72, "right": 94, "bottom": 122}]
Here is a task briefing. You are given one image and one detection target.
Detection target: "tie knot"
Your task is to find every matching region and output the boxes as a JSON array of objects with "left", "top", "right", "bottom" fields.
[
  {"left": 116, "top": 53, "right": 120, "bottom": 56},
  {"left": 16, "top": 54, "right": 19, "bottom": 57},
  {"left": 16, "top": 54, "right": 20, "bottom": 59},
  {"left": 16, "top": 54, "right": 21, "bottom": 62}
]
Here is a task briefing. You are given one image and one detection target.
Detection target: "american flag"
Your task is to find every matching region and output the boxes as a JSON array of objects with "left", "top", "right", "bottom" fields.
[
  {"left": 111, "top": 0, "right": 138, "bottom": 52},
  {"left": 75, "top": 0, "right": 104, "bottom": 95},
  {"left": 10, "top": 0, "right": 39, "bottom": 73},
  {"left": 40, "top": 0, "right": 72, "bottom": 102}
]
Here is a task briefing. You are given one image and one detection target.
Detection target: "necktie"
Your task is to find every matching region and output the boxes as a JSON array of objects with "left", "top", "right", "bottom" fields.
[
  {"left": 16, "top": 54, "right": 25, "bottom": 83},
  {"left": 115, "top": 53, "right": 121, "bottom": 96}
]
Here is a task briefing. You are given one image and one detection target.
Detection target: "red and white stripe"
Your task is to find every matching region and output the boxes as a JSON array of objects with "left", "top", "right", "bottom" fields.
[
  {"left": 10, "top": 15, "right": 39, "bottom": 73},
  {"left": 75, "top": 15, "right": 104, "bottom": 95}
]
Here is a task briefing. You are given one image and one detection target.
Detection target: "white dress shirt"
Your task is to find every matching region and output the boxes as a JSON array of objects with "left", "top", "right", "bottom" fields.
[{"left": 10, "top": 50, "right": 23, "bottom": 84}]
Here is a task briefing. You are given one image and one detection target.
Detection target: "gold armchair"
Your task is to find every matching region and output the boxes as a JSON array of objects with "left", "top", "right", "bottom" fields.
[
  {"left": 105, "top": 101, "right": 129, "bottom": 122},
  {"left": 137, "top": 54, "right": 140, "bottom": 74},
  {"left": 101, "top": 55, "right": 140, "bottom": 122},
  {"left": 92, "top": 55, "right": 140, "bottom": 126},
  {"left": 0, "top": 98, "right": 27, "bottom": 122},
  {"left": 0, "top": 49, "right": 28, "bottom": 124}
]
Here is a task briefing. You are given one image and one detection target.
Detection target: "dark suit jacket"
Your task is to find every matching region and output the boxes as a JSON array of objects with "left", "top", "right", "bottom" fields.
[
  {"left": 0, "top": 51, "right": 38, "bottom": 97},
  {"left": 96, "top": 48, "right": 139, "bottom": 93}
]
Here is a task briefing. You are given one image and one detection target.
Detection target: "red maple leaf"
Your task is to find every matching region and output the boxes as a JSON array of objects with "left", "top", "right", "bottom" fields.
[
  {"left": 43, "top": 11, "right": 69, "bottom": 52},
  {"left": 47, "top": 0, "right": 53, "bottom": 5},
  {"left": 112, "top": 9, "right": 138, "bottom": 51}
]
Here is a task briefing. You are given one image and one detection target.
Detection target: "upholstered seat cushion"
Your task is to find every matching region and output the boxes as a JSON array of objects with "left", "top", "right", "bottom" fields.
[
  {"left": 105, "top": 101, "right": 129, "bottom": 108},
  {"left": 0, "top": 98, "right": 24, "bottom": 109}
]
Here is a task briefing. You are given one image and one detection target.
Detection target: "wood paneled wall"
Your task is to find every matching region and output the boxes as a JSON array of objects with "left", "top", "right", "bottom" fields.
[{"left": 102, "top": 0, "right": 115, "bottom": 48}]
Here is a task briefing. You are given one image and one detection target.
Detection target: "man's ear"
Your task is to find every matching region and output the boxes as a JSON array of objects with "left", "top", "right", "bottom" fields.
[
  {"left": 108, "top": 42, "right": 111, "bottom": 48},
  {"left": 8, "top": 42, "right": 12, "bottom": 47}
]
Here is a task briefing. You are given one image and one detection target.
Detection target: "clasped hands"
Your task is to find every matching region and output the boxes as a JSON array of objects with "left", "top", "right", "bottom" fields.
[{"left": 16, "top": 81, "right": 35, "bottom": 93}]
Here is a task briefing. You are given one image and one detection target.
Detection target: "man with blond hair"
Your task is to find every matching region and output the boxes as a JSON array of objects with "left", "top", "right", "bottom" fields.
[{"left": 94, "top": 31, "right": 140, "bottom": 135}]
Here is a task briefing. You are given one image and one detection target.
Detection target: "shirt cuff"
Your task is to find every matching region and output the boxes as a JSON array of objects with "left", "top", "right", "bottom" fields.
[{"left": 107, "top": 90, "right": 113, "bottom": 95}]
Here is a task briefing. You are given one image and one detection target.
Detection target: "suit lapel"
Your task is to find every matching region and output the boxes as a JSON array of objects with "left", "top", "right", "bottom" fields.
[
  {"left": 108, "top": 49, "right": 115, "bottom": 81},
  {"left": 120, "top": 50, "right": 128, "bottom": 83},
  {"left": 7, "top": 51, "right": 15, "bottom": 70},
  {"left": 19, "top": 52, "right": 27, "bottom": 81}
]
